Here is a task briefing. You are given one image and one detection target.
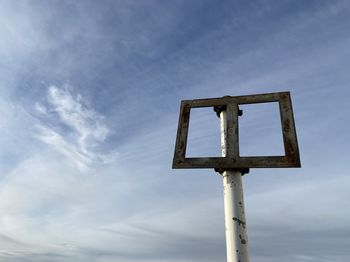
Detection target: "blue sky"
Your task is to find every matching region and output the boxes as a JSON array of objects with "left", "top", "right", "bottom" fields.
[{"left": 1, "top": 0, "right": 350, "bottom": 261}]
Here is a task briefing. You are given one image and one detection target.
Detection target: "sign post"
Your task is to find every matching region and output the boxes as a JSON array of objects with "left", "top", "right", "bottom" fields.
[
  {"left": 172, "top": 92, "right": 300, "bottom": 262},
  {"left": 219, "top": 109, "right": 249, "bottom": 262}
]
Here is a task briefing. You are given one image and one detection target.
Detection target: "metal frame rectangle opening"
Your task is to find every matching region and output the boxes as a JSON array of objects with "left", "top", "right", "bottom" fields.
[{"left": 172, "top": 91, "right": 301, "bottom": 169}]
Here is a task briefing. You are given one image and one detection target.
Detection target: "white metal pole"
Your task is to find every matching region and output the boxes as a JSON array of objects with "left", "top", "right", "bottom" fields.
[{"left": 220, "top": 110, "right": 250, "bottom": 262}]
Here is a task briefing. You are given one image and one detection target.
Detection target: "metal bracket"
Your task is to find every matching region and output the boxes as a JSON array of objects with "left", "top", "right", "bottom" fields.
[
  {"left": 214, "top": 105, "right": 243, "bottom": 118},
  {"left": 214, "top": 168, "right": 250, "bottom": 176}
]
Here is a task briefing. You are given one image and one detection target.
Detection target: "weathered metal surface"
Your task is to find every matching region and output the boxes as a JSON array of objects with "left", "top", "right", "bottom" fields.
[
  {"left": 223, "top": 170, "right": 250, "bottom": 262},
  {"left": 172, "top": 91, "right": 301, "bottom": 169},
  {"left": 220, "top": 110, "right": 250, "bottom": 262}
]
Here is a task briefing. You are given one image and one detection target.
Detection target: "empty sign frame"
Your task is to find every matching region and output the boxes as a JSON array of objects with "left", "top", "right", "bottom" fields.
[{"left": 172, "top": 92, "right": 301, "bottom": 169}]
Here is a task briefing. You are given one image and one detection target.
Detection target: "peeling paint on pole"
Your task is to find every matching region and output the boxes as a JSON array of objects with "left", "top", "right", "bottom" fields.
[
  {"left": 220, "top": 110, "right": 249, "bottom": 262},
  {"left": 223, "top": 171, "right": 249, "bottom": 261}
]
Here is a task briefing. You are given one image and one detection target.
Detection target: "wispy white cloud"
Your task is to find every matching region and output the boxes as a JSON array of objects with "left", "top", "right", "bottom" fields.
[
  {"left": 36, "top": 86, "right": 116, "bottom": 170},
  {"left": 34, "top": 102, "right": 47, "bottom": 114},
  {"left": 37, "top": 126, "right": 92, "bottom": 171},
  {"left": 47, "top": 86, "right": 109, "bottom": 144}
]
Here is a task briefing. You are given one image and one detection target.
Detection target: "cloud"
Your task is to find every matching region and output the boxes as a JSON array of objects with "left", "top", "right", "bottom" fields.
[
  {"left": 34, "top": 102, "right": 47, "bottom": 114},
  {"left": 47, "top": 86, "right": 109, "bottom": 146},
  {"left": 36, "top": 86, "right": 116, "bottom": 170},
  {"left": 0, "top": 151, "right": 224, "bottom": 262},
  {"left": 36, "top": 126, "right": 92, "bottom": 171},
  {"left": 1, "top": 1, "right": 350, "bottom": 261}
]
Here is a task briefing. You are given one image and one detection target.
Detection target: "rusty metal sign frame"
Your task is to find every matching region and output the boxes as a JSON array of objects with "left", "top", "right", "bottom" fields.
[{"left": 172, "top": 91, "right": 300, "bottom": 169}]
